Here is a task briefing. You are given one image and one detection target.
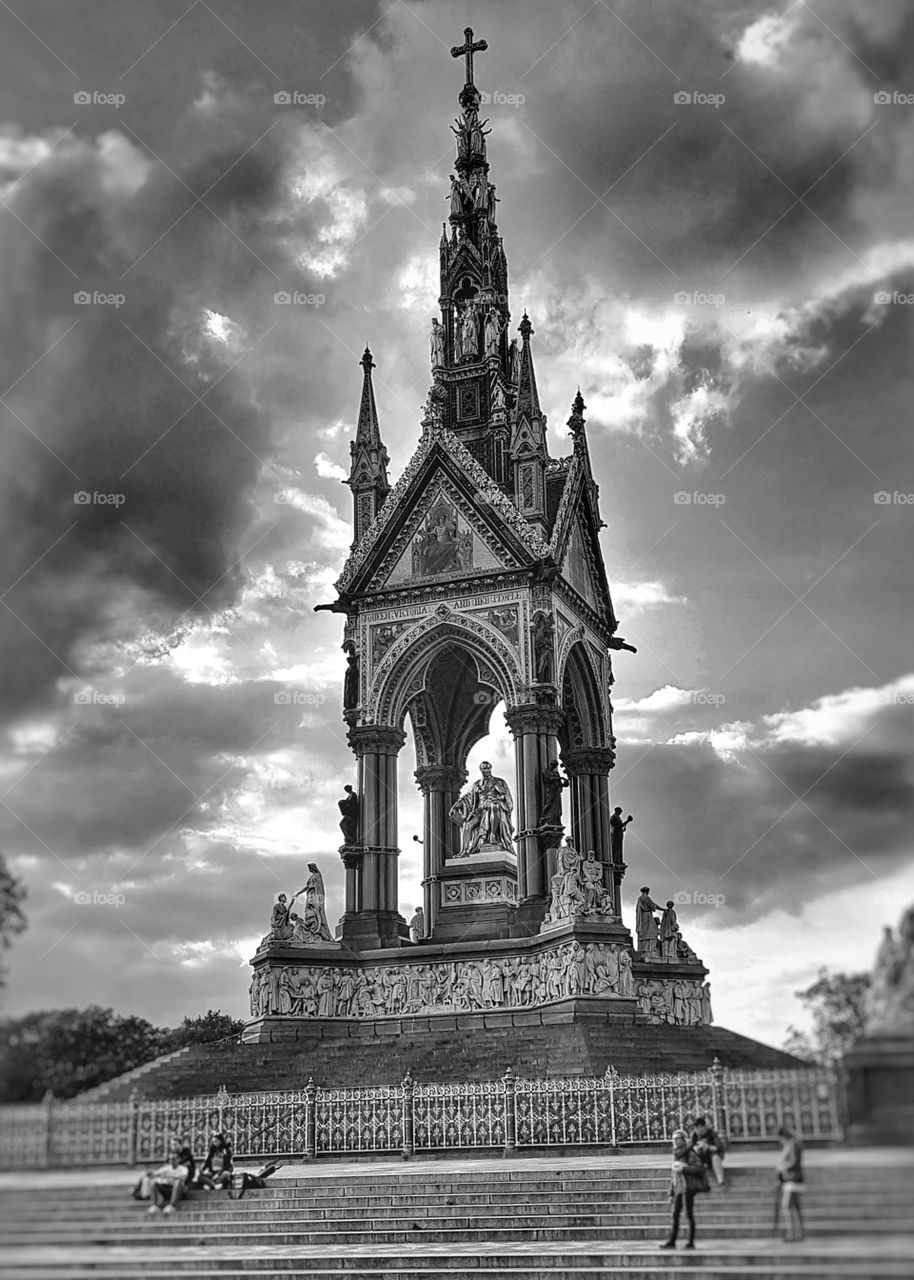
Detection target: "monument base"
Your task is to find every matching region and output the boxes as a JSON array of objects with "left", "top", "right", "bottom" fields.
[{"left": 844, "top": 1034, "right": 914, "bottom": 1145}]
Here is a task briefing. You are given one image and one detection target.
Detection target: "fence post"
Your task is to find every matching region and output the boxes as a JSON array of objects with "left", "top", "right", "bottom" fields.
[
  {"left": 503, "top": 1068, "right": 516, "bottom": 1157},
  {"left": 604, "top": 1065, "right": 617, "bottom": 1148},
  {"left": 41, "top": 1091, "right": 54, "bottom": 1169},
  {"left": 127, "top": 1093, "right": 138, "bottom": 1167},
  {"left": 305, "top": 1077, "right": 317, "bottom": 1161},
  {"left": 710, "top": 1056, "right": 727, "bottom": 1140},
  {"left": 402, "top": 1071, "right": 414, "bottom": 1160}
]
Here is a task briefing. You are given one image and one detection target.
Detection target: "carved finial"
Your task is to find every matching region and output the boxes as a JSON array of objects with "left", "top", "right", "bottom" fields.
[
  {"left": 360, "top": 346, "right": 374, "bottom": 372},
  {"left": 450, "top": 26, "right": 488, "bottom": 87},
  {"left": 518, "top": 312, "right": 533, "bottom": 342},
  {"left": 568, "top": 389, "right": 586, "bottom": 441}
]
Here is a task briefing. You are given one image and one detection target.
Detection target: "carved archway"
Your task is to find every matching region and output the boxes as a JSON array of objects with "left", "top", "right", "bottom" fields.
[{"left": 559, "top": 639, "right": 606, "bottom": 751}]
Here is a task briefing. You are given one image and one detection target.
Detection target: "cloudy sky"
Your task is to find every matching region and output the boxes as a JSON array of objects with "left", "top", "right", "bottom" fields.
[{"left": 0, "top": 0, "right": 911, "bottom": 1051}]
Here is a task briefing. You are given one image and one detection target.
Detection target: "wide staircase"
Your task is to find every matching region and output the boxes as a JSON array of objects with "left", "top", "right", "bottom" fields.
[
  {"left": 88, "top": 1021, "right": 798, "bottom": 1101},
  {"left": 1, "top": 1153, "right": 912, "bottom": 1278}
]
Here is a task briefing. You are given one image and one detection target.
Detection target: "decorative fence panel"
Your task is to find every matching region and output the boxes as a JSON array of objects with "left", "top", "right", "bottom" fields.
[{"left": 0, "top": 1062, "right": 844, "bottom": 1169}]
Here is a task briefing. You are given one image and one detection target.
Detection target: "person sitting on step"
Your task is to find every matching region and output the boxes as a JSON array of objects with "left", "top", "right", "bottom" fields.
[
  {"left": 660, "top": 1129, "right": 709, "bottom": 1250},
  {"left": 199, "top": 1131, "right": 234, "bottom": 1190},
  {"left": 148, "top": 1147, "right": 190, "bottom": 1215}
]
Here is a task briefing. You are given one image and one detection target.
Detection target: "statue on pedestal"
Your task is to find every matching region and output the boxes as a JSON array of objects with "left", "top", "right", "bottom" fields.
[
  {"left": 430, "top": 316, "right": 446, "bottom": 368},
  {"left": 409, "top": 906, "right": 426, "bottom": 943},
  {"left": 610, "top": 807, "right": 633, "bottom": 862},
  {"left": 338, "top": 785, "right": 359, "bottom": 845},
  {"left": 267, "top": 889, "right": 306, "bottom": 944},
  {"left": 484, "top": 305, "right": 502, "bottom": 356},
  {"left": 532, "top": 611, "right": 554, "bottom": 683},
  {"left": 295, "top": 863, "right": 333, "bottom": 943},
  {"left": 537, "top": 759, "right": 568, "bottom": 828},
  {"left": 343, "top": 642, "right": 359, "bottom": 710},
  {"left": 660, "top": 900, "right": 679, "bottom": 961},
  {"left": 581, "top": 850, "right": 606, "bottom": 914},
  {"left": 457, "top": 301, "right": 480, "bottom": 360},
  {"left": 636, "top": 885, "right": 662, "bottom": 957},
  {"left": 865, "top": 906, "right": 914, "bottom": 1034},
  {"left": 448, "top": 760, "right": 514, "bottom": 856}
]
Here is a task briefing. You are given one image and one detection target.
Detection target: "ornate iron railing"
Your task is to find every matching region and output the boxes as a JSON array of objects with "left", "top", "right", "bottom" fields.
[{"left": 0, "top": 1061, "right": 843, "bottom": 1169}]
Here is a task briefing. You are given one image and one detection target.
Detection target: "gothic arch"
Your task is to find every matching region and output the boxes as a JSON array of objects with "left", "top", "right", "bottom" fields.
[
  {"left": 370, "top": 608, "right": 521, "bottom": 730},
  {"left": 560, "top": 639, "right": 606, "bottom": 749}
]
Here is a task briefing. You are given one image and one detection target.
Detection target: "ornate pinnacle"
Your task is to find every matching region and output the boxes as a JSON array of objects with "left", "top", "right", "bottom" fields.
[
  {"left": 568, "top": 389, "right": 586, "bottom": 441},
  {"left": 518, "top": 312, "right": 533, "bottom": 342},
  {"left": 360, "top": 346, "right": 374, "bottom": 372}
]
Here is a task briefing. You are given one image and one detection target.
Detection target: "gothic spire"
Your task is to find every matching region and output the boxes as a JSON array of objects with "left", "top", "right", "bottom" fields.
[
  {"left": 515, "top": 313, "right": 543, "bottom": 426},
  {"left": 346, "top": 347, "right": 390, "bottom": 546}
]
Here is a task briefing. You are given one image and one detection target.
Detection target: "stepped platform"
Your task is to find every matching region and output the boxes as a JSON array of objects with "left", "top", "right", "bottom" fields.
[
  {"left": 0, "top": 1150, "right": 912, "bottom": 1278},
  {"left": 87, "top": 1014, "right": 800, "bottom": 1101}
]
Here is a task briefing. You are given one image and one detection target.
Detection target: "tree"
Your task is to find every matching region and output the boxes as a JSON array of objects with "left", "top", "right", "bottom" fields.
[
  {"left": 0, "top": 854, "right": 27, "bottom": 989},
  {"left": 159, "top": 1009, "right": 245, "bottom": 1053},
  {"left": 0, "top": 1006, "right": 162, "bottom": 1102},
  {"left": 782, "top": 968, "right": 870, "bottom": 1066}
]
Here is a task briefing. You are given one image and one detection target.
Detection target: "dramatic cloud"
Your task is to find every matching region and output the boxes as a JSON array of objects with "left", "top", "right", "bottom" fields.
[{"left": 0, "top": 0, "right": 910, "bottom": 1047}]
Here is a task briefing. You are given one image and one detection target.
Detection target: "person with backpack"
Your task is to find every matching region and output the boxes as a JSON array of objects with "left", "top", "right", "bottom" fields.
[
  {"left": 690, "top": 1114, "right": 726, "bottom": 1187},
  {"left": 660, "top": 1129, "right": 709, "bottom": 1250},
  {"left": 776, "top": 1124, "right": 805, "bottom": 1242}
]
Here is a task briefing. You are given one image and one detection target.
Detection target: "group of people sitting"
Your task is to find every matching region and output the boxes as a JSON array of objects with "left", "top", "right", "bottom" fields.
[
  {"left": 132, "top": 1132, "right": 234, "bottom": 1214},
  {"left": 662, "top": 1117, "right": 805, "bottom": 1249}
]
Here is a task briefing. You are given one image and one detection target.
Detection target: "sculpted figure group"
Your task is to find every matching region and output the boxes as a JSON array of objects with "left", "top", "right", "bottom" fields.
[
  {"left": 545, "top": 838, "right": 616, "bottom": 923},
  {"left": 636, "top": 979, "right": 712, "bottom": 1027},
  {"left": 249, "top": 939, "right": 639, "bottom": 1020},
  {"left": 635, "top": 885, "right": 698, "bottom": 963},
  {"left": 259, "top": 865, "right": 333, "bottom": 950}
]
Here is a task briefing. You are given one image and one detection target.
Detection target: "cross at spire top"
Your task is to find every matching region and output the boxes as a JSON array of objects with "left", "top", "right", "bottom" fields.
[{"left": 450, "top": 26, "right": 487, "bottom": 86}]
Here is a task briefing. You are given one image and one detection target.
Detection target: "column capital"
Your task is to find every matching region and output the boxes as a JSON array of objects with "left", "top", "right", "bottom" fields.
[
  {"left": 504, "top": 704, "right": 565, "bottom": 737},
  {"left": 562, "top": 745, "right": 615, "bottom": 775},
  {"left": 347, "top": 724, "right": 407, "bottom": 756},
  {"left": 414, "top": 764, "right": 467, "bottom": 793}
]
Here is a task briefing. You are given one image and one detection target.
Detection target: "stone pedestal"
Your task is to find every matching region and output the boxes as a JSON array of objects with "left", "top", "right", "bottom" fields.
[
  {"left": 432, "top": 851, "right": 517, "bottom": 942},
  {"left": 844, "top": 1034, "right": 914, "bottom": 1145}
]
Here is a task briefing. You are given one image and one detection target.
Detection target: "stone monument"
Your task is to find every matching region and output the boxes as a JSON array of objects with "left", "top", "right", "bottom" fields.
[
  {"left": 243, "top": 26, "right": 715, "bottom": 1057},
  {"left": 845, "top": 903, "right": 914, "bottom": 1144}
]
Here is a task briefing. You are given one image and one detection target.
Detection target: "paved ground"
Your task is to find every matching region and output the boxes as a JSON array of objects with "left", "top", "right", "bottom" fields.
[{"left": 2, "top": 1145, "right": 912, "bottom": 1191}]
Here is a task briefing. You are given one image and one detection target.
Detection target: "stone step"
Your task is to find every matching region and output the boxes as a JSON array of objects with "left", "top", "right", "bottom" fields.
[{"left": 1, "top": 1224, "right": 909, "bottom": 1248}]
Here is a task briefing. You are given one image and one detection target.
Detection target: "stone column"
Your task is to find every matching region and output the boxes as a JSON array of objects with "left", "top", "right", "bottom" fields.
[
  {"left": 343, "top": 725, "right": 407, "bottom": 949},
  {"left": 415, "top": 764, "right": 466, "bottom": 938},
  {"left": 563, "top": 745, "right": 618, "bottom": 914},
  {"left": 505, "top": 704, "right": 565, "bottom": 933}
]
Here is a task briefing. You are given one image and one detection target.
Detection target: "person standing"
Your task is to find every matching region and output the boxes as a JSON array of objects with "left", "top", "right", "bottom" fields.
[
  {"left": 690, "top": 1114, "right": 726, "bottom": 1187},
  {"left": 777, "top": 1124, "right": 805, "bottom": 1242},
  {"left": 660, "top": 1130, "right": 708, "bottom": 1249}
]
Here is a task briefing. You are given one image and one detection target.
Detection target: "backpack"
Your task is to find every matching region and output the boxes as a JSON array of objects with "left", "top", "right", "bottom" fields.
[{"left": 229, "top": 1161, "right": 282, "bottom": 1199}]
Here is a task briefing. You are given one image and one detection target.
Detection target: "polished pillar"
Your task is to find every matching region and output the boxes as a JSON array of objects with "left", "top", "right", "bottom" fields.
[
  {"left": 415, "top": 764, "right": 466, "bottom": 938},
  {"left": 342, "top": 724, "right": 408, "bottom": 949},
  {"left": 505, "top": 705, "right": 565, "bottom": 933},
  {"left": 563, "top": 745, "right": 618, "bottom": 915}
]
